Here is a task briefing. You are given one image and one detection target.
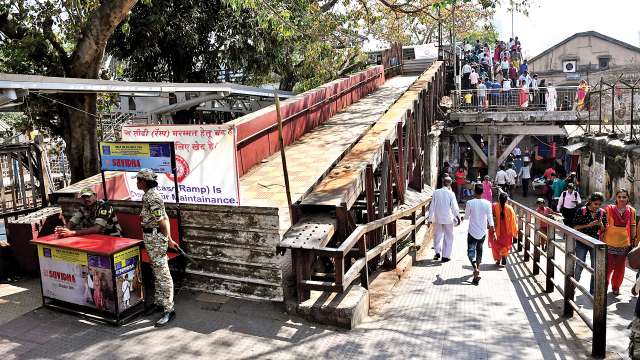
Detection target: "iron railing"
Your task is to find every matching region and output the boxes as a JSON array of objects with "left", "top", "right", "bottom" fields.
[
  {"left": 510, "top": 200, "right": 607, "bottom": 358},
  {"left": 452, "top": 86, "right": 580, "bottom": 112}
]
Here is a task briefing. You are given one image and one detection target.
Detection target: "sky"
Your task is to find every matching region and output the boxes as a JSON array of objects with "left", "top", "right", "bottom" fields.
[{"left": 494, "top": 0, "right": 640, "bottom": 59}]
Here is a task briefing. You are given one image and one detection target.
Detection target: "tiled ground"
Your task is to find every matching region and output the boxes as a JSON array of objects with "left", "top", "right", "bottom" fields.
[
  {"left": 239, "top": 76, "right": 418, "bottom": 233},
  {"left": 2, "top": 212, "right": 630, "bottom": 359}
]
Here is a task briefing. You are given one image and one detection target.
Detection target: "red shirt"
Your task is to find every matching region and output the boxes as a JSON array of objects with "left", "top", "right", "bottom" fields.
[{"left": 455, "top": 171, "right": 466, "bottom": 185}]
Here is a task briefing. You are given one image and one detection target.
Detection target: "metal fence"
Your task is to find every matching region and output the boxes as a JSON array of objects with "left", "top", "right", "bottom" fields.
[
  {"left": 452, "top": 86, "right": 579, "bottom": 112},
  {"left": 510, "top": 200, "right": 607, "bottom": 358},
  {"left": 0, "top": 143, "right": 48, "bottom": 217}
]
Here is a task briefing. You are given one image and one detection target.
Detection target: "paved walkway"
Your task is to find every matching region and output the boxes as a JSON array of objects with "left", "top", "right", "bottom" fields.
[{"left": 0, "top": 211, "right": 633, "bottom": 359}]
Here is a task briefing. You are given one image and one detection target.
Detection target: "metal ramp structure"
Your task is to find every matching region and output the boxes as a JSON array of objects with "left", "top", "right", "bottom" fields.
[{"left": 275, "top": 62, "right": 447, "bottom": 301}]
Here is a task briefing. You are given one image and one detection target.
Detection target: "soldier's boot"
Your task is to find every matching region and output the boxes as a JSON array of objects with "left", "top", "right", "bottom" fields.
[{"left": 155, "top": 310, "right": 176, "bottom": 327}]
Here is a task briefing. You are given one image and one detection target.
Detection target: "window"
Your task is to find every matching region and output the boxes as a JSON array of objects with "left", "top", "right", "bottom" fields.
[{"left": 599, "top": 57, "right": 610, "bottom": 70}]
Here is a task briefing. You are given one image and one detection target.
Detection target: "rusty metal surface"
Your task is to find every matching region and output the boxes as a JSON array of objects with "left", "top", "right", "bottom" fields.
[{"left": 300, "top": 62, "right": 444, "bottom": 209}]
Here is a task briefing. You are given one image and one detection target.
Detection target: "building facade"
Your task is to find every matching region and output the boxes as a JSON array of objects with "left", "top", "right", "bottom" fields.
[{"left": 528, "top": 31, "right": 640, "bottom": 85}]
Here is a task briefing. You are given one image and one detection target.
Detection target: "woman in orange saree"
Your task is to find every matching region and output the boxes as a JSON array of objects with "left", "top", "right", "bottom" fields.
[{"left": 489, "top": 192, "right": 519, "bottom": 266}]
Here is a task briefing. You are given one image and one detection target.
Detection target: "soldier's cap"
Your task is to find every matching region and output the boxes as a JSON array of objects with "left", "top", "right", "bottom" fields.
[
  {"left": 131, "top": 168, "right": 158, "bottom": 181},
  {"left": 79, "top": 187, "right": 95, "bottom": 197}
]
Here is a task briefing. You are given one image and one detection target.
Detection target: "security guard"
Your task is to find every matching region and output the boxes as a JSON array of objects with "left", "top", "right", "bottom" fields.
[
  {"left": 56, "top": 187, "right": 122, "bottom": 238},
  {"left": 133, "top": 169, "right": 177, "bottom": 327}
]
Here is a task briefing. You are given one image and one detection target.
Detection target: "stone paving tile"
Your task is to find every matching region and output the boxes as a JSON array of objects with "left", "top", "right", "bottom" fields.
[{"left": 0, "top": 215, "right": 627, "bottom": 359}]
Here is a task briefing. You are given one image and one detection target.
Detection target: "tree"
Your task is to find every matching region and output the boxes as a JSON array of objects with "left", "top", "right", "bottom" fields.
[
  {"left": 223, "top": 0, "right": 369, "bottom": 92},
  {"left": 0, "top": 1, "right": 138, "bottom": 182},
  {"left": 353, "top": 0, "right": 497, "bottom": 46}
]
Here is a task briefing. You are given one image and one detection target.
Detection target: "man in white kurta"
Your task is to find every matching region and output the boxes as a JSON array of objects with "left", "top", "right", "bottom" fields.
[{"left": 428, "top": 177, "right": 460, "bottom": 262}]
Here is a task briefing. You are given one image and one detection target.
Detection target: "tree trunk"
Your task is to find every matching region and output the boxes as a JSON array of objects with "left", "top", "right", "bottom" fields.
[
  {"left": 64, "top": 94, "right": 100, "bottom": 183},
  {"left": 61, "top": 0, "right": 138, "bottom": 182},
  {"left": 279, "top": 72, "right": 297, "bottom": 92}
]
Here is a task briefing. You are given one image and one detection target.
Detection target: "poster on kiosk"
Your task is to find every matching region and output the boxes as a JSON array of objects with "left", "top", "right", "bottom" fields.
[{"left": 120, "top": 124, "right": 240, "bottom": 206}]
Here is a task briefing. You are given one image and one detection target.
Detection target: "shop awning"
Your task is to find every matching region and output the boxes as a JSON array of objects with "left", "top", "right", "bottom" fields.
[{"left": 562, "top": 142, "right": 586, "bottom": 154}]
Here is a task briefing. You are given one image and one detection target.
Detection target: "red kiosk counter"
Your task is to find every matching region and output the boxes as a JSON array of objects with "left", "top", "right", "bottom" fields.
[{"left": 31, "top": 234, "right": 145, "bottom": 325}]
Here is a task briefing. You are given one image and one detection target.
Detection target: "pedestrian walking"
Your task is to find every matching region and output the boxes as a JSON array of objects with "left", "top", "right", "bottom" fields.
[
  {"left": 134, "top": 169, "right": 177, "bottom": 327},
  {"left": 454, "top": 166, "right": 467, "bottom": 202},
  {"left": 557, "top": 183, "right": 581, "bottom": 227},
  {"left": 518, "top": 161, "right": 532, "bottom": 197},
  {"left": 506, "top": 163, "right": 517, "bottom": 194},
  {"left": 427, "top": 177, "right": 461, "bottom": 263},
  {"left": 535, "top": 198, "right": 561, "bottom": 250},
  {"left": 550, "top": 173, "right": 566, "bottom": 210},
  {"left": 495, "top": 165, "right": 508, "bottom": 193},
  {"left": 482, "top": 175, "right": 493, "bottom": 202},
  {"left": 603, "top": 189, "right": 637, "bottom": 296},
  {"left": 489, "top": 192, "right": 518, "bottom": 266},
  {"left": 465, "top": 185, "right": 495, "bottom": 285},
  {"left": 572, "top": 192, "right": 606, "bottom": 294}
]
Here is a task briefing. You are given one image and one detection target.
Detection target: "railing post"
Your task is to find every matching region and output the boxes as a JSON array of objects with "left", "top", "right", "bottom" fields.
[
  {"left": 517, "top": 208, "right": 524, "bottom": 252},
  {"left": 563, "top": 235, "right": 576, "bottom": 318},
  {"left": 533, "top": 220, "right": 540, "bottom": 275},
  {"left": 592, "top": 244, "right": 607, "bottom": 358},
  {"left": 335, "top": 253, "right": 344, "bottom": 289},
  {"left": 359, "top": 235, "right": 369, "bottom": 290},
  {"left": 545, "top": 226, "right": 556, "bottom": 293},
  {"left": 524, "top": 212, "right": 531, "bottom": 262}
]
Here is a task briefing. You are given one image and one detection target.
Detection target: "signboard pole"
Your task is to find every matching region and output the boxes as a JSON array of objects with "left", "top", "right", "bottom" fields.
[
  {"left": 170, "top": 143, "right": 183, "bottom": 243},
  {"left": 97, "top": 147, "right": 109, "bottom": 201},
  {"left": 274, "top": 94, "right": 294, "bottom": 225}
]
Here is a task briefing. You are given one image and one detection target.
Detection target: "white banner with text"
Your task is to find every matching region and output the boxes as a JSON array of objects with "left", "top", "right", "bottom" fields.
[{"left": 122, "top": 124, "right": 240, "bottom": 206}]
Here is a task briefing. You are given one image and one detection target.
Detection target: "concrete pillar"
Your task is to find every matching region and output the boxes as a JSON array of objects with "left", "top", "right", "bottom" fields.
[{"left": 488, "top": 134, "right": 498, "bottom": 177}]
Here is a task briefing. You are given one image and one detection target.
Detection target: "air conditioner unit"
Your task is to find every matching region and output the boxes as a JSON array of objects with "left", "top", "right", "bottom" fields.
[{"left": 563, "top": 60, "right": 577, "bottom": 73}]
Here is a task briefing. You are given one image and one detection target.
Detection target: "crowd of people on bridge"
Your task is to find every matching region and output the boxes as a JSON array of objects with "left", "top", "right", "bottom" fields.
[
  {"left": 430, "top": 161, "right": 639, "bottom": 298},
  {"left": 459, "top": 36, "right": 592, "bottom": 112}
]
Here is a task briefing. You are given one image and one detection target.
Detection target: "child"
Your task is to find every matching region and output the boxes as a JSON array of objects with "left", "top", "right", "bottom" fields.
[{"left": 535, "top": 198, "right": 561, "bottom": 249}]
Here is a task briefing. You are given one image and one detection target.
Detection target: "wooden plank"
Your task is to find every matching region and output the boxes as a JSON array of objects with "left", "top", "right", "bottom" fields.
[{"left": 279, "top": 215, "right": 337, "bottom": 249}]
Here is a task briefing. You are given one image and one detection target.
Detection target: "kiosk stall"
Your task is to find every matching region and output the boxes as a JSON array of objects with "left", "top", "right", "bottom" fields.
[
  {"left": 31, "top": 140, "right": 181, "bottom": 324},
  {"left": 31, "top": 234, "right": 145, "bottom": 325}
]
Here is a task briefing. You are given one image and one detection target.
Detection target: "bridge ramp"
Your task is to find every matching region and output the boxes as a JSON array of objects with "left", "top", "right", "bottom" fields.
[{"left": 239, "top": 75, "right": 418, "bottom": 233}]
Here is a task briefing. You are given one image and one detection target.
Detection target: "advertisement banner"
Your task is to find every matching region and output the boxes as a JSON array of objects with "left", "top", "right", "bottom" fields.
[
  {"left": 122, "top": 124, "right": 240, "bottom": 206},
  {"left": 38, "top": 245, "right": 115, "bottom": 313},
  {"left": 100, "top": 142, "right": 173, "bottom": 173},
  {"left": 114, "top": 246, "right": 143, "bottom": 311}
]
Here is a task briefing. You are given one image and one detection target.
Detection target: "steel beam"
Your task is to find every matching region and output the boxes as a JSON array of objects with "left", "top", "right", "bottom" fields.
[
  {"left": 462, "top": 134, "right": 488, "bottom": 165},
  {"left": 453, "top": 125, "right": 567, "bottom": 136},
  {"left": 497, "top": 135, "right": 525, "bottom": 166}
]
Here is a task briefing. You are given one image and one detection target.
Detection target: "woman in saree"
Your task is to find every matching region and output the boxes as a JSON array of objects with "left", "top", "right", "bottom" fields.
[
  {"left": 482, "top": 175, "right": 493, "bottom": 202},
  {"left": 519, "top": 81, "right": 529, "bottom": 108},
  {"left": 602, "top": 189, "right": 636, "bottom": 295},
  {"left": 576, "top": 80, "right": 589, "bottom": 111},
  {"left": 489, "top": 192, "right": 519, "bottom": 266}
]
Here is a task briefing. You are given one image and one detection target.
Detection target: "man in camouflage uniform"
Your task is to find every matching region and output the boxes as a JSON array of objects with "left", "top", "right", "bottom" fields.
[
  {"left": 56, "top": 187, "right": 122, "bottom": 238},
  {"left": 133, "top": 169, "right": 177, "bottom": 327}
]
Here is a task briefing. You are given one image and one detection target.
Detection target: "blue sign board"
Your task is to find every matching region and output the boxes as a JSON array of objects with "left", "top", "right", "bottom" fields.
[{"left": 99, "top": 142, "right": 173, "bottom": 173}]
